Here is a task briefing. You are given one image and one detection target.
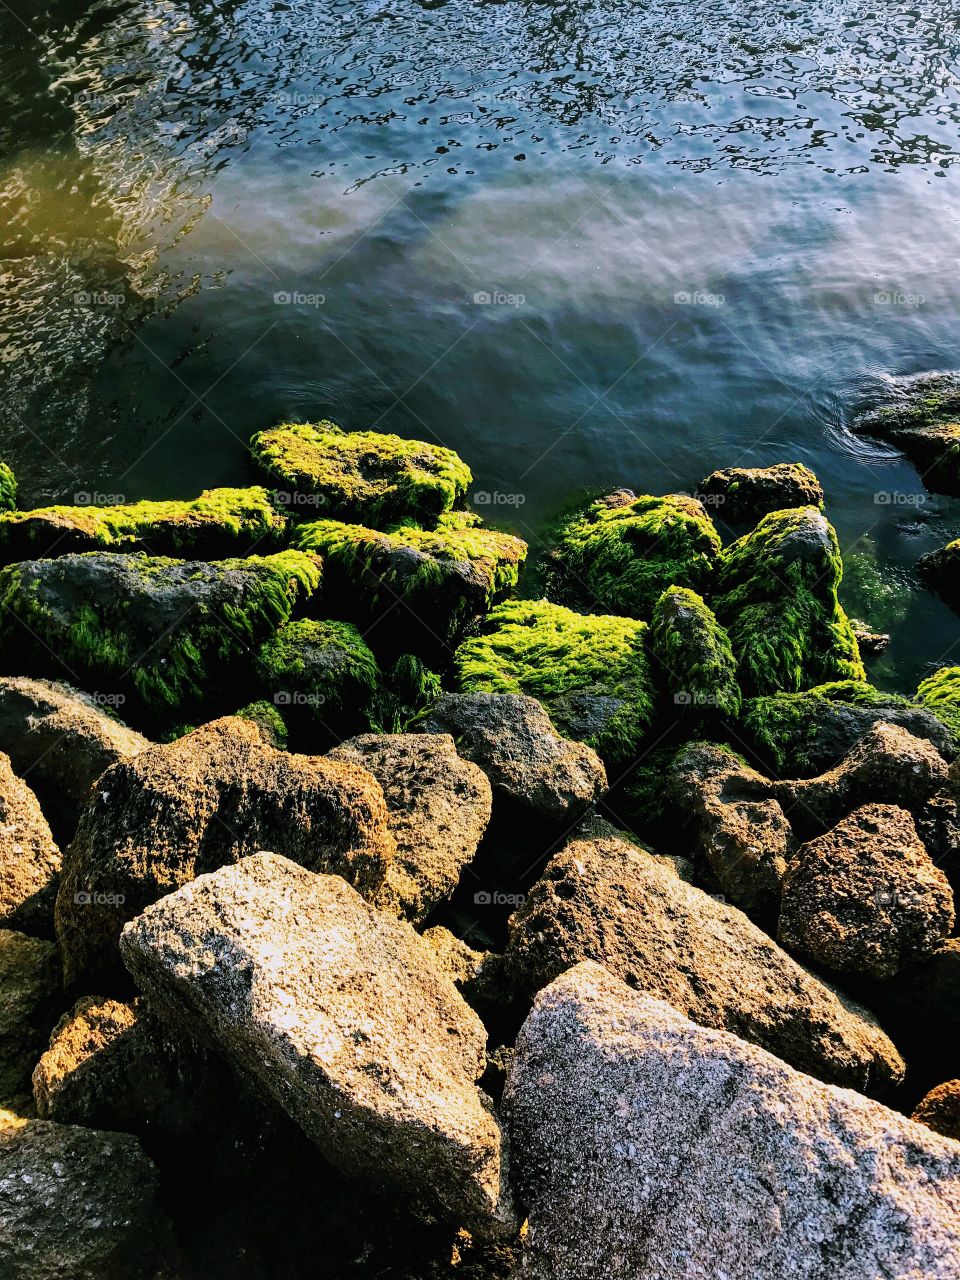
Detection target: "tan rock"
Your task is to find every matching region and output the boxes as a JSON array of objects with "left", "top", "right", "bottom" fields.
[
  {"left": 0, "top": 753, "right": 60, "bottom": 935},
  {"left": 912, "top": 1079, "right": 960, "bottom": 1142}
]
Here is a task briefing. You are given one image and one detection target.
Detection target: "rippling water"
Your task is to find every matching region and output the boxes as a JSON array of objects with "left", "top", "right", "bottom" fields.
[{"left": 3, "top": 0, "right": 960, "bottom": 687}]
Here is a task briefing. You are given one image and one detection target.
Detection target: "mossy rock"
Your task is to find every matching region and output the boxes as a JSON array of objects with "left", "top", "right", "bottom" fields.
[
  {"left": 0, "top": 488, "right": 286, "bottom": 564},
  {"left": 255, "top": 618, "right": 380, "bottom": 744},
  {"left": 0, "top": 463, "right": 16, "bottom": 513},
  {"left": 235, "top": 699, "right": 289, "bottom": 749},
  {"left": 742, "top": 680, "right": 955, "bottom": 777},
  {"left": 852, "top": 372, "right": 960, "bottom": 496},
  {"left": 713, "top": 506, "right": 864, "bottom": 697},
  {"left": 294, "top": 512, "right": 527, "bottom": 653},
  {"left": 649, "top": 586, "right": 741, "bottom": 720},
  {"left": 370, "top": 654, "right": 442, "bottom": 734},
  {"left": 696, "top": 463, "right": 823, "bottom": 523},
  {"left": 547, "top": 491, "right": 721, "bottom": 618},
  {"left": 454, "top": 598, "right": 656, "bottom": 765},
  {"left": 250, "top": 421, "right": 472, "bottom": 526},
  {"left": 916, "top": 667, "right": 960, "bottom": 742},
  {"left": 919, "top": 538, "right": 960, "bottom": 614},
  {"left": 0, "top": 550, "right": 322, "bottom": 723}
]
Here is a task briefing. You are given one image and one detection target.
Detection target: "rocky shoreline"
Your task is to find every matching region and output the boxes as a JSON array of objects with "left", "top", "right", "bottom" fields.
[{"left": 0, "top": 411, "right": 959, "bottom": 1277}]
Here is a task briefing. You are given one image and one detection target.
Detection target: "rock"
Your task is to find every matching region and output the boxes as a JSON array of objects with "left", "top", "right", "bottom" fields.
[
  {"left": 416, "top": 692, "right": 607, "bottom": 821},
  {"left": 0, "top": 549, "right": 322, "bottom": 721},
  {"left": 851, "top": 618, "right": 891, "bottom": 656},
  {"left": 778, "top": 804, "right": 955, "bottom": 979},
  {"left": 920, "top": 538, "right": 960, "bottom": 613},
  {"left": 327, "top": 733, "right": 492, "bottom": 923},
  {"left": 877, "top": 939, "right": 960, "bottom": 1065},
  {"left": 0, "top": 462, "right": 15, "bottom": 512},
  {"left": 421, "top": 926, "right": 511, "bottom": 1011},
  {"left": 547, "top": 492, "right": 721, "bottom": 618},
  {"left": 648, "top": 586, "right": 741, "bottom": 719},
  {"left": 250, "top": 420, "right": 471, "bottom": 525},
  {"left": 0, "top": 677, "right": 150, "bottom": 842},
  {"left": 568, "top": 811, "right": 694, "bottom": 881},
  {"left": 0, "top": 1116, "right": 181, "bottom": 1278},
  {"left": 503, "top": 960, "right": 960, "bottom": 1280},
  {"left": 119, "top": 853, "right": 514, "bottom": 1237},
  {"left": 915, "top": 782, "right": 960, "bottom": 884},
  {"left": 0, "top": 753, "right": 60, "bottom": 935},
  {"left": 0, "top": 487, "right": 285, "bottom": 563},
  {"left": 852, "top": 370, "right": 960, "bottom": 497},
  {"left": 916, "top": 664, "right": 960, "bottom": 744},
  {"left": 295, "top": 512, "right": 527, "bottom": 651},
  {"left": 504, "top": 836, "right": 903, "bottom": 1092},
  {"left": 0, "top": 930, "right": 61, "bottom": 1106},
  {"left": 695, "top": 461, "right": 824, "bottom": 521},
  {"left": 913, "top": 1080, "right": 960, "bottom": 1142},
  {"left": 713, "top": 507, "right": 864, "bottom": 696},
  {"left": 56, "top": 716, "right": 395, "bottom": 989},
  {"left": 455, "top": 600, "right": 656, "bottom": 766}
]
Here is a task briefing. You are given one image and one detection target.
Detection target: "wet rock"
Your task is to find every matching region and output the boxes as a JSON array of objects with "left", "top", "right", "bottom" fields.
[
  {"left": 0, "top": 753, "right": 60, "bottom": 935},
  {"left": 503, "top": 961, "right": 960, "bottom": 1280},
  {"left": 328, "top": 733, "right": 492, "bottom": 923},
  {"left": 0, "top": 1116, "right": 181, "bottom": 1279},
  {"left": 920, "top": 538, "right": 960, "bottom": 613},
  {"left": 912, "top": 1080, "right": 960, "bottom": 1142},
  {"left": 648, "top": 586, "right": 741, "bottom": 719},
  {"left": 0, "top": 930, "right": 61, "bottom": 1106},
  {"left": 0, "top": 677, "right": 150, "bottom": 842},
  {"left": 778, "top": 804, "right": 954, "bottom": 980},
  {"left": 56, "top": 716, "right": 395, "bottom": 989},
  {"left": 120, "top": 853, "right": 514, "bottom": 1238},
  {"left": 852, "top": 370, "right": 960, "bottom": 497},
  {"left": 504, "top": 836, "right": 903, "bottom": 1093},
  {"left": 851, "top": 618, "right": 891, "bottom": 656},
  {"left": 416, "top": 692, "right": 607, "bottom": 821},
  {"left": 696, "top": 461, "right": 824, "bottom": 522}
]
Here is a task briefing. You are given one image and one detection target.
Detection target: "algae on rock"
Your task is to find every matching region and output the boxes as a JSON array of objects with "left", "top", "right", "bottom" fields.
[
  {"left": 0, "top": 463, "right": 16, "bottom": 513},
  {"left": 649, "top": 586, "right": 741, "bottom": 719},
  {"left": 916, "top": 666, "right": 960, "bottom": 742},
  {"left": 852, "top": 371, "right": 960, "bottom": 496}
]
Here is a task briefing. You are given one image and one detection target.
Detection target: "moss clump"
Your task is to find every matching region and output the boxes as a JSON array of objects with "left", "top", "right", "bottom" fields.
[
  {"left": 696, "top": 463, "right": 823, "bottom": 523},
  {"left": 548, "top": 492, "right": 721, "bottom": 618},
  {"left": 294, "top": 511, "right": 527, "bottom": 651},
  {"left": 235, "top": 699, "right": 289, "bottom": 749},
  {"left": 454, "top": 598, "right": 656, "bottom": 764},
  {"left": 250, "top": 421, "right": 472, "bottom": 526},
  {"left": 916, "top": 667, "right": 960, "bottom": 741},
  {"left": 853, "top": 372, "right": 960, "bottom": 496},
  {"left": 0, "top": 487, "right": 285, "bottom": 563},
  {"left": 0, "top": 463, "right": 16, "bottom": 512},
  {"left": 370, "top": 654, "right": 442, "bottom": 733},
  {"left": 919, "top": 538, "right": 960, "bottom": 614},
  {"left": 255, "top": 618, "right": 380, "bottom": 741},
  {"left": 649, "top": 586, "right": 741, "bottom": 719},
  {"left": 713, "top": 506, "right": 864, "bottom": 697},
  {"left": 0, "top": 550, "right": 322, "bottom": 722}
]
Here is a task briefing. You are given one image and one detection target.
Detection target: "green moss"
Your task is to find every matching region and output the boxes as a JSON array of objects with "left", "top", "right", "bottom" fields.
[
  {"left": 548, "top": 492, "right": 721, "bottom": 618},
  {"left": 370, "top": 654, "right": 443, "bottom": 733},
  {"left": 235, "top": 699, "right": 289, "bottom": 749},
  {"left": 0, "top": 462, "right": 16, "bottom": 512},
  {"left": 250, "top": 421, "right": 472, "bottom": 526},
  {"left": 649, "top": 586, "right": 741, "bottom": 719},
  {"left": 454, "top": 598, "right": 656, "bottom": 764},
  {"left": 255, "top": 618, "right": 380, "bottom": 738},
  {"left": 294, "top": 511, "right": 527, "bottom": 650},
  {"left": 0, "top": 487, "right": 285, "bottom": 563},
  {"left": 713, "top": 507, "right": 864, "bottom": 697},
  {"left": 696, "top": 463, "right": 823, "bottom": 522},
  {"left": 916, "top": 666, "right": 960, "bottom": 741}
]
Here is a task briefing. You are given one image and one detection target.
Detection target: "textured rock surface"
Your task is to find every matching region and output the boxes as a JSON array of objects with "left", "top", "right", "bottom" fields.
[
  {"left": 696, "top": 462, "right": 824, "bottom": 521},
  {"left": 0, "top": 1116, "right": 181, "bottom": 1279},
  {"left": 120, "top": 853, "right": 513, "bottom": 1237},
  {"left": 0, "top": 677, "right": 149, "bottom": 841},
  {"left": 504, "top": 837, "right": 903, "bottom": 1093},
  {"left": 852, "top": 369, "right": 960, "bottom": 497},
  {"left": 778, "top": 804, "right": 955, "bottom": 979},
  {"left": 913, "top": 1080, "right": 960, "bottom": 1142},
  {"left": 417, "top": 692, "right": 607, "bottom": 820},
  {"left": 56, "top": 717, "right": 395, "bottom": 988},
  {"left": 503, "top": 961, "right": 960, "bottom": 1280},
  {"left": 0, "top": 930, "right": 60, "bottom": 1106},
  {"left": 0, "top": 753, "right": 60, "bottom": 935},
  {"left": 328, "top": 733, "right": 492, "bottom": 922}
]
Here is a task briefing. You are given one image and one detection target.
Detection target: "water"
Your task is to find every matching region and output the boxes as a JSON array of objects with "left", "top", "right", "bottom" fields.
[{"left": 3, "top": 0, "right": 960, "bottom": 690}]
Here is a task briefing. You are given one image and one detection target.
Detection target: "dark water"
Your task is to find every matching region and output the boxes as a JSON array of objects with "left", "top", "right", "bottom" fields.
[{"left": 4, "top": 0, "right": 960, "bottom": 689}]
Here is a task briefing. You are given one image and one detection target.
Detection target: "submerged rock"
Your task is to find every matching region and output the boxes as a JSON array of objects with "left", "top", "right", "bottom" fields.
[
  {"left": 56, "top": 717, "right": 395, "bottom": 989},
  {"left": 120, "top": 853, "right": 515, "bottom": 1238},
  {"left": 852, "top": 370, "right": 960, "bottom": 496},
  {"left": 913, "top": 1079, "right": 960, "bottom": 1141},
  {"left": 328, "top": 733, "right": 492, "bottom": 923},
  {"left": 503, "top": 961, "right": 960, "bottom": 1280},
  {"left": 547, "top": 492, "right": 721, "bottom": 618},
  {"left": 0, "top": 753, "right": 60, "bottom": 935},
  {"left": 504, "top": 836, "right": 903, "bottom": 1093},
  {"left": 696, "top": 461, "right": 824, "bottom": 522},
  {"left": 0, "top": 930, "right": 61, "bottom": 1106},
  {"left": 778, "top": 804, "right": 955, "bottom": 979},
  {"left": 250, "top": 420, "right": 471, "bottom": 526},
  {"left": 295, "top": 512, "right": 527, "bottom": 651},
  {"left": 713, "top": 506, "right": 864, "bottom": 696},
  {"left": 455, "top": 599, "right": 656, "bottom": 765},
  {"left": 416, "top": 692, "right": 607, "bottom": 821},
  {"left": 648, "top": 586, "right": 741, "bottom": 719}
]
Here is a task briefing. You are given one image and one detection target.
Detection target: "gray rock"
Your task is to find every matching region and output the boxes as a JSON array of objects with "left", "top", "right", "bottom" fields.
[
  {"left": 0, "top": 753, "right": 60, "bottom": 935},
  {"left": 0, "top": 930, "right": 61, "bottom": 1107},
  {"left": 120, "top": 852, "right": 514, "bottom": 1238},
  {"left": 417, "top": 692, "right": 607, "bottom": 821},
  {"left": 503, "top": 961, "right": 960, "bottom": 1280}
]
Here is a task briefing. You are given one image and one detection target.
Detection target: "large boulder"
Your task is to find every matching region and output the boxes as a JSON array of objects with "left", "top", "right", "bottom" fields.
[
  {"left": 56, "top": 717, "right": 395, "bottom": 989},
  {"left": 120, "top": 853, "right": 514, "bottom": 1238},
  {"left": 504, "top": 836, "right": 903, "bottom": 1093},
  {"left": 696, "top": 461, "right": 824, "bottom": 522},
  {"left": 327, "top": 733, "right": 492, "bottom": 923},
  {"left": 0, "top": 930, "right": 61, "bottom": 1107},
  {"left": 503, "top": 961, "right": 960, "bottom": 1280},
  {"left": 778, "top": 804, "right": 955, "bottom": 979},
  {"left": 416, "top": 692, "right": 607, "bottom": 821},
  {"left": 852, "top": 370, "right": 960, "bottom": 497},
  {"left": 648, "top": 586, "right": 741, "bottom": 719},
  {"left": 0, "top": 1116, "right": 181, "bottom": 1279},
  {"left": 0, "top": 752, "right": 60, "bottom": 935},
  {"left": 0, "top": 677, "right": 150, "bottom": 841}
]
